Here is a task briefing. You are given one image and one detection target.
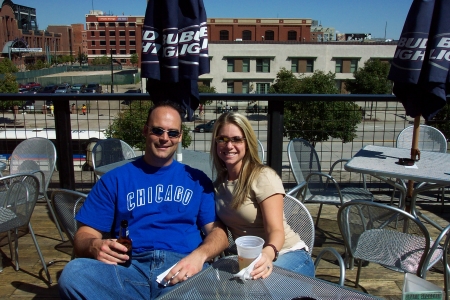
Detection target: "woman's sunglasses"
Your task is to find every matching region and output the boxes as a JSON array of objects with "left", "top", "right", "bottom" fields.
[
  {"left": 146, "top": 125, "right": 181, "bottom": 138},
  {"left": 215, "top": 136, "right": 246, "bottom": 145}
]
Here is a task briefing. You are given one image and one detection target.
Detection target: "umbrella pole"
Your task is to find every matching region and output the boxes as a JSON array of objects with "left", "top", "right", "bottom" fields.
[{"left": 405, "top": 115, "right": 421, "bottom": 212}]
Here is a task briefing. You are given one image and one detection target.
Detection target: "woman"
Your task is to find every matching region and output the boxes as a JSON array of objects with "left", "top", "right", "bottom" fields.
[{"left": 211, "top": 112, "right": 314, "bottom": 280}]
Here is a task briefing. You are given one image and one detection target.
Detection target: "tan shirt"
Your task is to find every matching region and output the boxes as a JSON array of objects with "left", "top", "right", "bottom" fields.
[{"left": 215, "top": 167, "right": 301, "bottom": 251}]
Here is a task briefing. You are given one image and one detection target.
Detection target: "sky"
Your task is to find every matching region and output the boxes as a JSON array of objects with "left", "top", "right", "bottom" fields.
[{"left": 15, "top": 0, "right": 413, "bottom": 40}]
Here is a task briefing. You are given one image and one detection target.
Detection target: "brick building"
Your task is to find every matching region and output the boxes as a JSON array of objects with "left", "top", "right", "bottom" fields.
[{"left": 85, "top": 10, "right": 143, "bottom": 66}]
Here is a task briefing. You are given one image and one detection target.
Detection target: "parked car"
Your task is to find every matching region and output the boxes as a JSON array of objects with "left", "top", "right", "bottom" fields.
[
  {"left": 19, "top": 82, "right": 41, "bottom": 89},
  {"left": 18, "top": 88, "right": 30, "bottom": 93},
  {"left": 54, "top": 85, "right": 71, "bottom": 93},
  {"left": 245, "top": 105, "right": 267, "bottom": 113},
  {"left": 194, "top": 119, "right": 216, "bottom": 133},
  {"left": 83, "top": 83, "right": 102, "bottom": 93},
  {"left": 70, "top": 84, "right": 86, "bottom": 94},
  {"left": 28, "top": 86, "right": 41, "bottom": 94},
  {"left": 37, "top": 85, "right": 58, "bottom": 93},
  {"left": 121, "top": 89, "right": 142, "bottom": 105},
  {"left": 22, "top": 100, "right": 35, "bottom": 110}
]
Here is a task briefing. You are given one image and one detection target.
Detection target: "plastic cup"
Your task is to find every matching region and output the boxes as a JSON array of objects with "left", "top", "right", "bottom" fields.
[{"left": 235, "top": 236, "right": 265, "bottom": 271}]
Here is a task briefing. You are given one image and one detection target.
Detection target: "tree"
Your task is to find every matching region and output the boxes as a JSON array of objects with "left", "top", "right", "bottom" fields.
[
  {"left": 198, "top": 84, "right": 216, "bottom": 105},
  {"left": 77, "top": 52, "right": 88, "bottom": 65},
  {"left": 130, "top": 53, "right": 139, "bottom": 68},
  {"left": 105, "top": 100, "right": 192, "bottom": 149},
  {"left": 0, "top": 58, "right": 19, "bottom": 74},
  {"left": 0, "top": 73, "right": 21, "bottom": 110},
  {"left": 344, "top": 59, "right": 393, "bottom": 94},
  {"left": 270, "top": 68, "right": 362, "bottom": 146}
]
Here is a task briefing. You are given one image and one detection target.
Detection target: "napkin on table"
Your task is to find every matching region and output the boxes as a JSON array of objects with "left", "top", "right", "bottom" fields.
[{"left": 233, "top": 253, "right": 262, "bottom": 280}]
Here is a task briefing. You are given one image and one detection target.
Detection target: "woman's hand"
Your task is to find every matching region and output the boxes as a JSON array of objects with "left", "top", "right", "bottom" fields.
[{"left": 250, "top": 252, "right": 273, "bottom": 279}]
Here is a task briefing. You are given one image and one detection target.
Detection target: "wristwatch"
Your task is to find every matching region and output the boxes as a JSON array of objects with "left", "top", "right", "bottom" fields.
[{"left": 266, "top": 243, "right": 279, "bottom": 262}]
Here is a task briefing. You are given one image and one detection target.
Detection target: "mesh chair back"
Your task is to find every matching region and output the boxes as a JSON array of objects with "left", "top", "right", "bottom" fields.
[
  {"left": 396, "top": 125, "right": 447, "bottom": 153},
  {"left": 257, "top": 139, "right": 265, "bottom": 163},
  {"left": 51, "top": 189, "right": 87, "bottom": 245},
  {"left": 9, "top": 138, "right": 56, "bottom": 194},
  {"left": 287, "top": 138, "right": 324, "bottom": 198},
  {"left": 0, "top": 174, "right": 39, "bottom": 235},
  {"left": 338, "top": 201, "right": 442, "bottom": 279},
  {"left": 91, "top": 138, "right": 136, "bottom": 169},
  {"left": 283, "top": 194, "right": 314, "bottom": 254}
]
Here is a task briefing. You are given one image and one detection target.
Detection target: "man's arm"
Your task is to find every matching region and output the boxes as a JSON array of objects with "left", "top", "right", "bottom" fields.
[
  {"left": 74, "top": 225, "right": 130, "bottom": 265},
  {"left": 164, "top": 220, "right": 229, "bottom": 285}
]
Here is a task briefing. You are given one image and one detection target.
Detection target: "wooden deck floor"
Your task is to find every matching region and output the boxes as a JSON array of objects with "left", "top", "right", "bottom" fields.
[{"left": 1, "top": 193, "right": 449, "bottom": 299}]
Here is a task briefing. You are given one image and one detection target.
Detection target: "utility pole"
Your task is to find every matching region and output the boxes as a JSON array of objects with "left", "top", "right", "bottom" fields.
[{"left": 111, "top": 51, "right": 114, "bottom": 93}]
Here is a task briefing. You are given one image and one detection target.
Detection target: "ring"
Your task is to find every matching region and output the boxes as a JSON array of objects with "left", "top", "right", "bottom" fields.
[
  {"left": 185, "top": 274, "right": 189, "bottom": 279},
  {"left": 267, "top": 266, "right": 270, "bottom": 270}
]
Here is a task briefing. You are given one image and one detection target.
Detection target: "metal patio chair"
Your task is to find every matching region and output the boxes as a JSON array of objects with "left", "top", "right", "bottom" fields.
[
  {"left": 287, "top": 138, "right": 374, "bottom": 227},
  {"left": 257, "top": 139, "right": 265, "bottom": 163},
  {"left": 0, "top": 174, "right": 52, "bottom": 283},
  {"left": 51, "top": 189, "right": 88, "bottom": 259},
  {"left": 91, "top": 138, "right": 136, "bottom": 179},
  {"left": 338, "top": 200, "right": 446, "bottom": 289},
  {"left": 393, "top": 125, "right": 448, "bottom": 205},
  {"left": 9, "top": 137, "right": 65, "bottom": 241}
]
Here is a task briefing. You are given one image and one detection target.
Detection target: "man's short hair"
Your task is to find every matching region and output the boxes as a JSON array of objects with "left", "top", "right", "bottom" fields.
[{"left": 146, "top": 100, "right": 184, "bottom": 125}]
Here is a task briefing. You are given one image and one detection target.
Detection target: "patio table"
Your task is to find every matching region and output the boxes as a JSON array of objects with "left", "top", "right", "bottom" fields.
[
  {"left": 94, "top": 150, "right": 212, "bottom": 178},
  {"left": 344, "top": 145, "right": 450, "bottom": 229},
  {"left": 157, "top": 256, "right": 381, "bottom": 300}
]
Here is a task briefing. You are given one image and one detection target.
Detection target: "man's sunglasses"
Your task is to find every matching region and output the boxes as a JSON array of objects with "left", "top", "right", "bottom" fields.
[
  {"left": 215, "top": 136, "right": 246, "bottom": 145},
  {"left": 146, "top": 125, "right": 181, "bottom": 138}
]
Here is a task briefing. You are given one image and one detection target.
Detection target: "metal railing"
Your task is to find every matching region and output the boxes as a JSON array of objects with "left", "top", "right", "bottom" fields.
[{"left": 0, "top": 92, "right": 447, "bottom": 194}]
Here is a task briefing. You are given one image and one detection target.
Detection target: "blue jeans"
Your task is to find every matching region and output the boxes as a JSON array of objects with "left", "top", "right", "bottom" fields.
[
  {"left": 58, "top": 250, "right": 209, "bottom": 300},
  {"left": 273, "top": 249, "right": 315, "bottom": 277}
]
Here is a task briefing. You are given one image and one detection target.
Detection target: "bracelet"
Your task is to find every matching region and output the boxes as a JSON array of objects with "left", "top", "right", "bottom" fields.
[{"left": 265, "top": 243, "right": 279, "bottom": 262}]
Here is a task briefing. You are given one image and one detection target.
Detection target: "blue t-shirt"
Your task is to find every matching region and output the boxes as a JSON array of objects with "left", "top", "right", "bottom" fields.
[{"left": 76, "top": 157, "right": 216, "bottom": 254}]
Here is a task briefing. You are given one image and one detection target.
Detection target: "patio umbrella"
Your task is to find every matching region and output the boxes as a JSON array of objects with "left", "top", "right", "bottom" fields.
[
  {"left": 141, "top": 0, "right": 209, "bottom": 121},
  {"left": 388, "top": 0, "right": 450, "bottom": 202}
]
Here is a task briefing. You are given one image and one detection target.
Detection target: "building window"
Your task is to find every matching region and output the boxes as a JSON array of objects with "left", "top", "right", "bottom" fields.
[
  {"left": 110, "top": 41, "right": 116, "bottom": 46},
  {"left": 111, "top": 49, "right": 116, "bottom": 54},
  {"left": 256, "top": 83, "right": 270, "bottom": 94},
  {"left": 129, "top": 31, "right": 135, "bottom": 36},
  {"left": 92, "top": 50, "right": 96, "bottom": 55},
  {"left": 90, "top": 31, "right": 95, "bottom": 37},
  {"left": 108, "top": 22, "right": 115, "bottom": 27},
  {"left": 118, "top": 22, "right": 126, "bottom": 27},
  {"left": 119, "top": 31, "right": 126, "bottom": 36},
  {"left": 242, "top": 30, "right": 252, "bottom": 40},
  {"left": 227, "top": 59, "right": 234, "bottom": 72},
  {"left": 109, "top": 31, "right": 115, "bottom": 36},
  {"left": 227, "top": 81, "right": 234, "bottom": 93},
  {"left": 335, "top": 58, "right": 359, "bottom": 73},
  {"left": 288, "top": 31, "right": 297, "bottom": 41},
  {"left": 98, "top": 22, "right": 105, "bottom": 27},
  {"left": 89, "top": 22, "right": 95, "bottom": 26},
  {"left": 130, "top": 41, "right": 136, "bottom": 46},
  {"left": 291, "top": 58, "right": 314, "bottom": 73},
  {"left": 256, "top": 59, "right": 270, "bottom": 73},
  {"left": 265, "top": 30, "right": 274, "bottom": 40},
  {"left": 100, "top": 40, "right": 106, "bottom": 46},
  {"left": 120, "top": 40, "right": 126, "bottom": 46},
  {"left": 101, "top": 50, "right": 106, "bottom": 55},
  {"left": 242, "top": 59, "right": 250, "bottom": 72},
  {"left": 242, "top": 81, "right": 250, "bottom": 94},
  {"left": 100, "top": 31, "right": 105, "bottom": 37},
  {"left": 129, "top": 23, "right": 136, "bottom": 27},
  {"left": 91, "top": 40, "right": 96, "bottom": 46},
  {"left": 120, "top": 50, "right": 126, "bottom": 54},
  {"left": 220, "top": 30, "right": 229, "bottom": 40},
  {"left": 130, "top": 49, "right": 136, "bottom": 54}
]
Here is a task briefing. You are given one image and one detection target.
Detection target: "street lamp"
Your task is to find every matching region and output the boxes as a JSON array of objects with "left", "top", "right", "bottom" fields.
[{"left": 111, "top": 51, "right": 114, "bottom": 93}]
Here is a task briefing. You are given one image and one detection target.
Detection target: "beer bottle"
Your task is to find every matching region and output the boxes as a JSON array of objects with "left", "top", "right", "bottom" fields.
[{"left": 117, "top": 220, "right": 132, "bottom": 267}]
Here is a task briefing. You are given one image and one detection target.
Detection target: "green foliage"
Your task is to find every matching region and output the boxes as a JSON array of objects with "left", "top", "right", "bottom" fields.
[
  {"left": 198, "top": 84, "right": 217, "bottom": 105},
  {"left": 0, "top": 58, "right": 18, "bottom": 74},
  {"left": 270, "top": 68, "right": 361, "bottom": 145},
  {"left": 105, "top": 100, "right": 192, "bottom": 150},
  {"left": 26, "top": 59, "right": 50, "bottom": 70},
  {"left": 429, "top": 102, "right": 450, "bottom": 141},
  {"left": 0, "top": 73, "right": 21, "bottom": 110},
  {"left": 91, "top": 55, "right": 111, "bottom": 66},
  {"left": 77, "top": 52, "right": 88, "bottom": 64},
  {"left": 130, "top": 53, "right": 139, "bottom": 67},
  {"left": 344, "top": 59, "right": 393, "bottom": 94}
]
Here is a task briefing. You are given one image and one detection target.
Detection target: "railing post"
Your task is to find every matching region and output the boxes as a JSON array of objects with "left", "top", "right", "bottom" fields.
[
  {"left": 267, "top": 98, "right": 284, "bottom": 176},
  {"left": 54, "top": 99, "right": 75, "bottom": 189}
]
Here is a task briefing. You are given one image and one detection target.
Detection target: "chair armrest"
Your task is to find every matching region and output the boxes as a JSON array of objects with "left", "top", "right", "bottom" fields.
[
  {"left": 306, "top": 171, "right": 344, "bottom": 201},
  {"left": 314, "top": 247, "right": 346, "bottom": 286},
  {"left": 287, "top": 182, "right": 307, "bottom": 197},
  {"left": 420, "top": 223, "right": 450, "bottom": 278}
]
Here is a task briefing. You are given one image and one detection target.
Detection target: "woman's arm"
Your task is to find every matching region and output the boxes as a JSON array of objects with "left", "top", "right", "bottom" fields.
[{"left": 251, "top": 193, "right": 285, "bottom": 279}]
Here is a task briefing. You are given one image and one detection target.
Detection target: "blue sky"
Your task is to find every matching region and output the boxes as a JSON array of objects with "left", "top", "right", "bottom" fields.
[{"left": 15, "top": 0, "right": 412, "bottom": 39}]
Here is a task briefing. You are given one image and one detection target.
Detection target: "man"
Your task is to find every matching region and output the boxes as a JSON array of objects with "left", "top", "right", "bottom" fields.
[{"left": 59, "top": 101, "right": 228, "bottom": 299}]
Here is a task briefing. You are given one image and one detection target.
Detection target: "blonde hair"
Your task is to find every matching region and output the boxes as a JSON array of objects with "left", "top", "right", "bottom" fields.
[{"left": 210, "top": 112, "right": 266, "bottom": 209}]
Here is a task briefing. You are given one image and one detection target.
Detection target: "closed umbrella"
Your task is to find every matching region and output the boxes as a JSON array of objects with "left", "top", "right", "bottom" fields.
[
  {"left": 141, "top": 0, "right": 209, "bottom": 121},
  {"left": 388, "top": 0, "right": 450, "bottom": 204}
]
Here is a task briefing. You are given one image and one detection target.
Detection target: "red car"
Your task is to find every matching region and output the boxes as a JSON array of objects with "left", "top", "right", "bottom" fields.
[{"left": 19, "top": 82, "right": 41, "bottom": 89}]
